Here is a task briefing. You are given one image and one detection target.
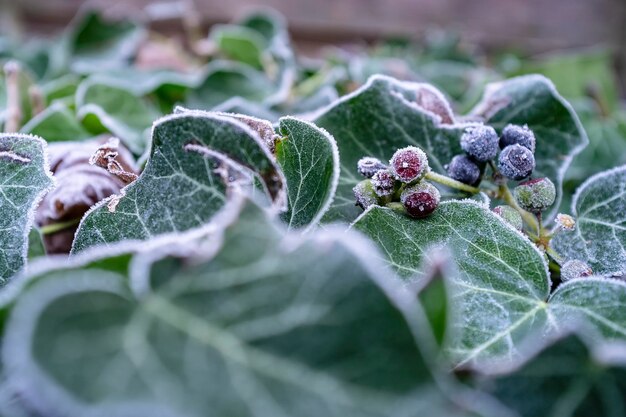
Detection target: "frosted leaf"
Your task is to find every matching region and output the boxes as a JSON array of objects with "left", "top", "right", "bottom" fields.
[
  {"left": 552, "top": 166, "right": 626, "bottom": 277},
  {"left": 2, "top": 198, "right": 480, "bottom": 417},
  {"left": 275, "top": 117, "right": 339, "bottom": 229},
  {"left": 549, "top": 278, "right": 626, "bottom": 344},
  {"left": 0, "top": 134, "right": 54, "bottom": 283},
  {"left": 72, "top": 111, "right": 286, "bottom": 253},
  {"left": 352, "top": 200, "right": 550, "bottom": 366},
  {"left": 482, "top": 333, "right": 626, "bottom": 417}
]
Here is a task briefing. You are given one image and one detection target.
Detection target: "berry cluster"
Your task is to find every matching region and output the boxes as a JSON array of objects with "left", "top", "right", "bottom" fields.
[
  {"left": 447, "top": 123, "right": 538, "bottom": 186},
  {"left": 353, "top": 146, "right": 440, "bottom": 218}
]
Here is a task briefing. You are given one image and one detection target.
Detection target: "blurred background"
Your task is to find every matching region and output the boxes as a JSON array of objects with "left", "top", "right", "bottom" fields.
[{"left": 2, "top": 0, "right": 625, "bottom": 95}]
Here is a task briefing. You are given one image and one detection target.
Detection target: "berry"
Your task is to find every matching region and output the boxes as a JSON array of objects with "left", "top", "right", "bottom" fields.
[
  {"left": 561, "top": 260, "right": 593, "bottom": 282},
  {"left": 514, "top": 177, "right": 555, "bottom": 213},
  {"left": 401, "top": 181, "right": 440, "bottom": 218},
  {"left": 357, "top": 157, "right": 387, "bottom": 178},
  {"left": 460, "top": 125, "right": 499, "bottom": 162},
  {"left": 389, "top": 146, "right": 429, "bottom": 183},
  {"left": 500, "top": 124, "right": 536, "bottom": 153},
  {"left": 353, "top": 180, "right": 378, "bottom": 210},
  {"left": 493, "top": 205, "right": 523, "bottom": 230},
  {"left": 371, "top": 169, "right": 396, "bottom": 197},
  {"left": 498, "top": 144, "right": 535, "bottom": 180},
  {"left": 446, "top": 154, "right": 482, "bottom": 185}
]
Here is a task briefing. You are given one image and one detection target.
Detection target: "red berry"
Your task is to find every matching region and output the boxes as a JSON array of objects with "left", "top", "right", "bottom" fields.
[
  {"left": 401, "top": 182, "right": 440, "bottom": 218},
  {"left": 389, "top": 146, "right": 429, "bottom": 183}
]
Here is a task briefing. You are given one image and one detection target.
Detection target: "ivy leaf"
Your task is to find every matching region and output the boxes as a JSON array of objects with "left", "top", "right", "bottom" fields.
[
  {"left": 276, "top": 117, "right": 339, "bottom": 229},
  {"left": 552, "top": 166, "right": 626, "bottom": 277},
  {"left": 185, "top": 61, "right": 276, "bottom": 110},
  {"left": 471, "top": 75, "right": 588, "bottom": 220},
  {"left": 549, "top": 278, "right": 626, "bottom": 342},
  {"left": 76, "top": 78, "right": 161, "bottom": 154},
  {"left": 64, "top": 11, "right": 146, "bottom": 75},
  {"left": 313, "top": 75, "right": 468, "bottom": 223},
  {"left": 0, "top": 134, "right": 54, "bottom": 282},
  {"left": 210, "top": 24, "right": 266, "bottom": 69},
  {"left": 3, "top": 198, "right": 477, "bottom": 417},
  {"left": 480, "top": 333, "right": 626, "bottom": 417},
  {"left": 352, "top": 201, "right": 550, "bottom": 365},
  {"left": 20, "top": 102, "right": 91, "bottom": 142},
  {"left": 72, "top": 111, "right": 286, "bottom": 253}
]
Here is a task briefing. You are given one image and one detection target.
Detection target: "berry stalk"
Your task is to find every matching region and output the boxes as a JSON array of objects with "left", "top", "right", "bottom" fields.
[{"left": 425, "top": 171, "right": 480, "bottom": 194}]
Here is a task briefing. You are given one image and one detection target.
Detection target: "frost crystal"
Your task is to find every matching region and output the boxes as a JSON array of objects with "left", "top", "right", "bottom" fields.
[
  {"left": 460, "top": 125, "right": 499, "bottom": 162},
  {"left": 561, "top": 259, "right": 593, "bottom": 282}
]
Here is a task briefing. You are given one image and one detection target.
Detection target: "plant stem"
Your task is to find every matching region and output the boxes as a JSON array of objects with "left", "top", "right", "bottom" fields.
[
  {"left": 28, "top": 85, "right": 45, "bottom": 116},
  {"left": 425, "top": 171, "right": 480, "bottom": 194},
  {"left": 40, "top": 218, "right": 81, "bottom": 235},
  {"left": 4, "top": 61, "right": 22, "bottom": 132},
  {"left": 498, "top": 183, "right": 539, "bottom": 231}
]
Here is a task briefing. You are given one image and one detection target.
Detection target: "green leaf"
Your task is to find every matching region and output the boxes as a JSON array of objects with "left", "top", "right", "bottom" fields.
[
  {"left": 313, "top": 75, "right": 468, "bottom": 223},
  {"left": 20, "top": 102, "right": 91, "bottom": 142},
  {"left": 72, "top": 111, "right": 286, "bottom": 253},
  {"left": 3, "top": 198, "right": 468, "bottom": 417},
  {"left": 0, "top": 134, "right": 54, "bottom": 282},
  {"left": 85, "top": 69, "right": 203, "bottom": 97},
  {"left": 76, "top": 78, "right": 160, "bottom": 154},
  {"left": 352, "top": 201, "right": 550, "bottom": 365},
  {"left": 552, "top": 166, "right": 626, "bottom": 277},
  {"left": 210, "top": 24, "right": 266, "bottom": 69},
  {"left": 26, "top": 228, "right": 45, "bottom": 260},
  {"left": 549, "top": 278, "right": 626, "bottom": 342},
  {"left": 276, "top": 117, "right": 339, "bottom": 229},
  {"left": 185, "top": 61, "right": 276, "bottom": 110},
  {"left": 471, "top": 75, "right": 588, "bottom": 220},
  {"left": 66, "top": 11, "right": 146, "bottom": 74},
  {"left": 481, "top": 333, "right": 626, "bottom": 417}
]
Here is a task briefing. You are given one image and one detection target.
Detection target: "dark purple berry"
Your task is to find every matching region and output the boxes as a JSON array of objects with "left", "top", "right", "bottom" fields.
[
  {"left": 500, "top": 124, "right": 536, "bottom": 153},
  {"left": 389, "top": 146, "right": 429, "bottom": 183},
  {"left": 357, "top": 157, "right": 387, "bottom": 178},
  {"left": 371, "top": 169, "right": 396, "bottom": 197},
  {"left": 401, "top": 182, "right": 440, "bottom": 218},
  {"left": 460, "top": 125, "right": 499, "bottom": 162},
  {"left": 446, "top": 154, "right": 482, "bottom": 185},
  {"left": 514, "top": 177, "right": 555, "bottom": 213},
  {"left": 498, "top": 144, "right": 535, "bottom": 180},
  {"left": 353, "top": 180, "right": 378, "bottom": 210}
]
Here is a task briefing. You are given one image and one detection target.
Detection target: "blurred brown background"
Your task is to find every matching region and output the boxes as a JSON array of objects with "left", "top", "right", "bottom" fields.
[{"left": 2, "top": 0, "right": 625, "bottom": 91}]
